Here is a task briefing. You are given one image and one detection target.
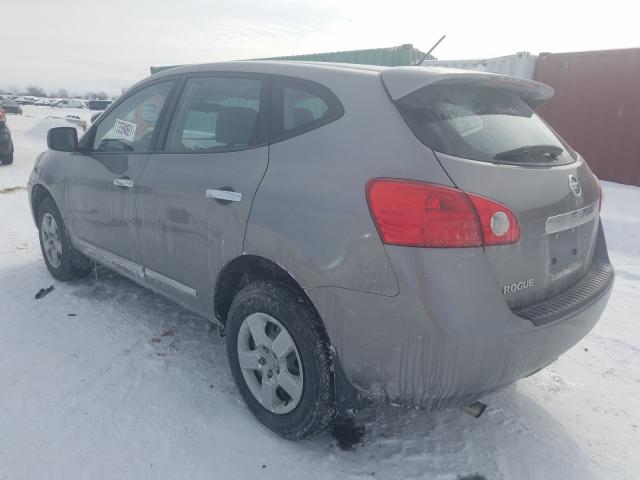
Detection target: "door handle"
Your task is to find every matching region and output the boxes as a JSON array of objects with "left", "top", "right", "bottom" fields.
[
  {"left": 206, "top": 189, "right": 242, "bottom": 202},
  {"left": 114, "top": 178, "right": 134, "bottom": 188}
]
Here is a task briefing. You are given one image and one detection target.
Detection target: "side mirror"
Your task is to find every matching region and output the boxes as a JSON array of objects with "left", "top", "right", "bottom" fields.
[{"left": 47, "top": 127, "right": 78, "bottom": 152}]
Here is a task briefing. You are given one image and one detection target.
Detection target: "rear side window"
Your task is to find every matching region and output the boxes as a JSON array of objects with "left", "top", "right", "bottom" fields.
[
  {"left": 396, "top": 83, "right": 576, "bottom": 166},
  {"left": 271, "top": 77, "right": 343, "bottom": 142},
  {"left": 165, "top": 76, "right": 263, "bottom": 152}
]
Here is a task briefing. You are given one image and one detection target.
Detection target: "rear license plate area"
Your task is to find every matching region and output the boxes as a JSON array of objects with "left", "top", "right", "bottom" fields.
[{"left": 548, "top": 228, "right": 585, "bottom": 277}]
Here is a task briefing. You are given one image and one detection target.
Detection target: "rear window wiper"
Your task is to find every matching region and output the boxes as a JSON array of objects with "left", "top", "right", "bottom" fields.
[{"left": 494, "top": 144, "right": 563, "bottom": 161}]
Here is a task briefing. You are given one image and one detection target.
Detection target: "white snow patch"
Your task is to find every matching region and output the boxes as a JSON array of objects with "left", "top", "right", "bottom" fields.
[
  {"left": 26, "top": 116, "right": 87, "bottom": 139},
  {"left": 0, "top": 106, "right": 91, "bottom": 190}
]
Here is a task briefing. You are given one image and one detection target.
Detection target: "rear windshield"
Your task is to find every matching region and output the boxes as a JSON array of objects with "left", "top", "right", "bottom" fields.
[{"left": 396, "top": 83, "right": 576, "bottom": 166}]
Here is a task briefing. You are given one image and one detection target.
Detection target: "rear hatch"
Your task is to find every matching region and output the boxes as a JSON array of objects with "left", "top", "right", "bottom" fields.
[{"left": 383, "top": 68, "right": 601, "bottom": 308}]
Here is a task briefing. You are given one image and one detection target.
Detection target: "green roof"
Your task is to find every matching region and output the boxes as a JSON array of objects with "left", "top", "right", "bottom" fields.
[{"left": 150, "top": 44, "right": 435, "bottom": 75}]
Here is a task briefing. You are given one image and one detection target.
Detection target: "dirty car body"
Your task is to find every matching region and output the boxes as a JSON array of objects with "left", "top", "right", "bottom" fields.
[{"left": 28, "top": 61, "right": 614, "bottom": 437}]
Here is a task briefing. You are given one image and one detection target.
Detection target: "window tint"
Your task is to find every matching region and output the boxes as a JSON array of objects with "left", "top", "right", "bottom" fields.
[
  {"left": 92, "top": 81, "right": 173, "bottom": 153},
  {"left": 271, "top": 77, "right": 343, "bottom": 142},
  {"left": 165, "top": 77, "right": 262, "bottom": 152},
  {"left": 395, "top": 83, "right": 576, "bottom": 166}
]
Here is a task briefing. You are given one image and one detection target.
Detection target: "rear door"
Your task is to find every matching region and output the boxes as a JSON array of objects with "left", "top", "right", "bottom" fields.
[
  {"left": 136, "top": 73, "right": 269, "bottom": 316},
  {"left": 388, "top": 73, "right": 601, "bottom": 308}
]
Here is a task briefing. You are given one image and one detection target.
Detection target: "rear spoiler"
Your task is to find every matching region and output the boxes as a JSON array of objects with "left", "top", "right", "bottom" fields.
[{"left": 381, "top": 66, "right": 554, "bottom": 108}]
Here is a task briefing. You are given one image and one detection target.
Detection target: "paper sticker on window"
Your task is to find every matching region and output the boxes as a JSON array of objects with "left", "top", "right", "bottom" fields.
[{"left": 113, "top": 119, "right": 137, "bottom": 141}]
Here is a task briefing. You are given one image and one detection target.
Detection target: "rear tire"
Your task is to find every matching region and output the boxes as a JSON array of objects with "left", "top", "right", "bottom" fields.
[
  {"left": 37, "top": 197, "right": 92, "bottom": 281},
  {"left": 1, "top": 153, "right": 12, "bottom": 165},
  {"left": 226, "top": 280, "right": 335, "bottom": 440}
]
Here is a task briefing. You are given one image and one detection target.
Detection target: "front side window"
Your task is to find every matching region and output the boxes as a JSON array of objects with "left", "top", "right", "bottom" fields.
[
  {"left": 396, "top": 83, "right": 576, "bottom": 166},
  {"left": 165, "top": 76, "right": 262, "bottom": 152},
  {"left": 271, "top": 77, "right": 343, "bottom": 142},
  {"left": 92, "top": 81, "right": 173, "bottom": 153}
]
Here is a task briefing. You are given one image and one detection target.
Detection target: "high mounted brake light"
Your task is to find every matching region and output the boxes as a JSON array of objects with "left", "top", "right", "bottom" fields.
[{"left": 366, "top": 179, "right": 520, "bottom": 248}]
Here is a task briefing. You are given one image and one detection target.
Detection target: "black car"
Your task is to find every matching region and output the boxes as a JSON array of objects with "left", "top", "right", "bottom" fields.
[
  {"left": 0, "top": 121, "right": 13, "bottom": 165},
  {"left": 0, "top": 100, "right": 23, "bottom": 114},
  {"left": 87, "top": 100, "right": 112, "bottom": 110}
]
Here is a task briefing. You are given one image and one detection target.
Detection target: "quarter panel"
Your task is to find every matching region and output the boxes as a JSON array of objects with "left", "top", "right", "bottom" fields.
[
  {"left": 244, "top": 71, "right": 453, "bottom": 295},
  {"left": 308, "top": 226, "right": 612, "bottom": 408}
]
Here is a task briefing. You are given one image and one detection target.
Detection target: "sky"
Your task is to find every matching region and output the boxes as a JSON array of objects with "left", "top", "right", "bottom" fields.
[{"left": 2, "top": 0, "right": 639, "bottom": 96}]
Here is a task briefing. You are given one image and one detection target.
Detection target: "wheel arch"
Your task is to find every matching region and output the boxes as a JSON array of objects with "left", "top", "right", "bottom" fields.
[
  {"left": 215, "top": 254, "right": 316, "bottom": 326},
  {"left": 31, "top": 183, "right": 55, "bottom": 222},
  {"left": 215, "top": 253, "right": 365, "bottom": 416}
]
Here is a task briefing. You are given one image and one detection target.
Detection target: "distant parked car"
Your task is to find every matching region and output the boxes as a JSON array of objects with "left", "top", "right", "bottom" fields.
[
  {"left": 52, "top": 99, "right": 86, "bottom": 109},
  {"left": 34, "top": 98, "right": 54, "bottom": 106},
  {"left": 0, "top": 114, "right": 13, "bottom": 165},
  {"left": 15, "top": 96, "right": 35, "bottom": 105},
  {"left": 87, "top": 100, "right": 112, "bottom": 111},
  {"left": 0, "top": 99, "right": 23, "bottom": 114}
]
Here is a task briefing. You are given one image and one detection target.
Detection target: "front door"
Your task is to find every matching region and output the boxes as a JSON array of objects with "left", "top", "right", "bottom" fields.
[
  {"left": 65, "top": 80, "right": 175, "bottom": 279},
  {"left": 136, "top": 74, "right": 269, "bottom": 316}
]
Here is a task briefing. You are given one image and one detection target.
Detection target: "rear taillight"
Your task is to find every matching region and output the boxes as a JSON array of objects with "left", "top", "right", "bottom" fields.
[
  {"left": 366, "top": 179, "right": 520, "bottom": 248},
  {"left": 467, "top": 193, "right": 521, "bottom": 245}
]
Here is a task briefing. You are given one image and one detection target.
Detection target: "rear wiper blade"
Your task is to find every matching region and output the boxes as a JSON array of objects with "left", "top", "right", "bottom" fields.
[{"left": 494, "top": 144, "right": 563, "bottom": 161}]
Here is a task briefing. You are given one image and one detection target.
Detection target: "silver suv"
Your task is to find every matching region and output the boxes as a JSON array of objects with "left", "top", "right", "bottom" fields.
[{"left": 28, "top": 62, "right": 614, "bottom": 439}]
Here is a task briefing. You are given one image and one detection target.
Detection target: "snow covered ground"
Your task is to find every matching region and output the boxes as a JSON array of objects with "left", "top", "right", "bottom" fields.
[{"left": 1, "top": 107, "right": 638, "bottom": 480}]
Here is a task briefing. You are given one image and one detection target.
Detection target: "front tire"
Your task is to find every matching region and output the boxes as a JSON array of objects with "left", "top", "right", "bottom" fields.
[
  {"left": 1, "top": 152, "right": 12, "bottom": 165},
  {"left": 226, "top": 280, "right": 335, "bottom": 440},
  {"left": 37, "top": 197, "right": 92, "bottom": 281}
]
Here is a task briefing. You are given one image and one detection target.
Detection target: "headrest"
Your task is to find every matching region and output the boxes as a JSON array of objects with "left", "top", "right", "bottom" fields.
[
  {"left": 215, "top": 106, "right": 257, "bottom": 147},
  {"left": 293, "top": 107, "right": 314, "bottom": 127}
]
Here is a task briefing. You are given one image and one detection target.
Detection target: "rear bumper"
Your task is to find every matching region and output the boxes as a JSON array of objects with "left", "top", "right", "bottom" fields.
[{"left": 308, "top": 222, "right": 613, "bottom": 410}]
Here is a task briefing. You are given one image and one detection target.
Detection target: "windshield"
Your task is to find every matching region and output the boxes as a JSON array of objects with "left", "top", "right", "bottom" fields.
[{"left": 395, "top": 83, "right": 576, "bottom": 166}]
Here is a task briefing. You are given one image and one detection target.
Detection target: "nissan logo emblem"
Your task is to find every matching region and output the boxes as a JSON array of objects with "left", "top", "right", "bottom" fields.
[{"left": 568, "top": 175, "right": 582, "bottom": 197}]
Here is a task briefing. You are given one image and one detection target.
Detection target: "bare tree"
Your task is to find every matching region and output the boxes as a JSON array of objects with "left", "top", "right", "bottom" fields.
[
  {"left": 26, "top": 85, "right": 47, "bottom": 97},
  {"left": 84, "top": 90, "right": 110, "bottom": 100},
  {"left": 54, "top": 89, "right": 70, "bottom": 98}
]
